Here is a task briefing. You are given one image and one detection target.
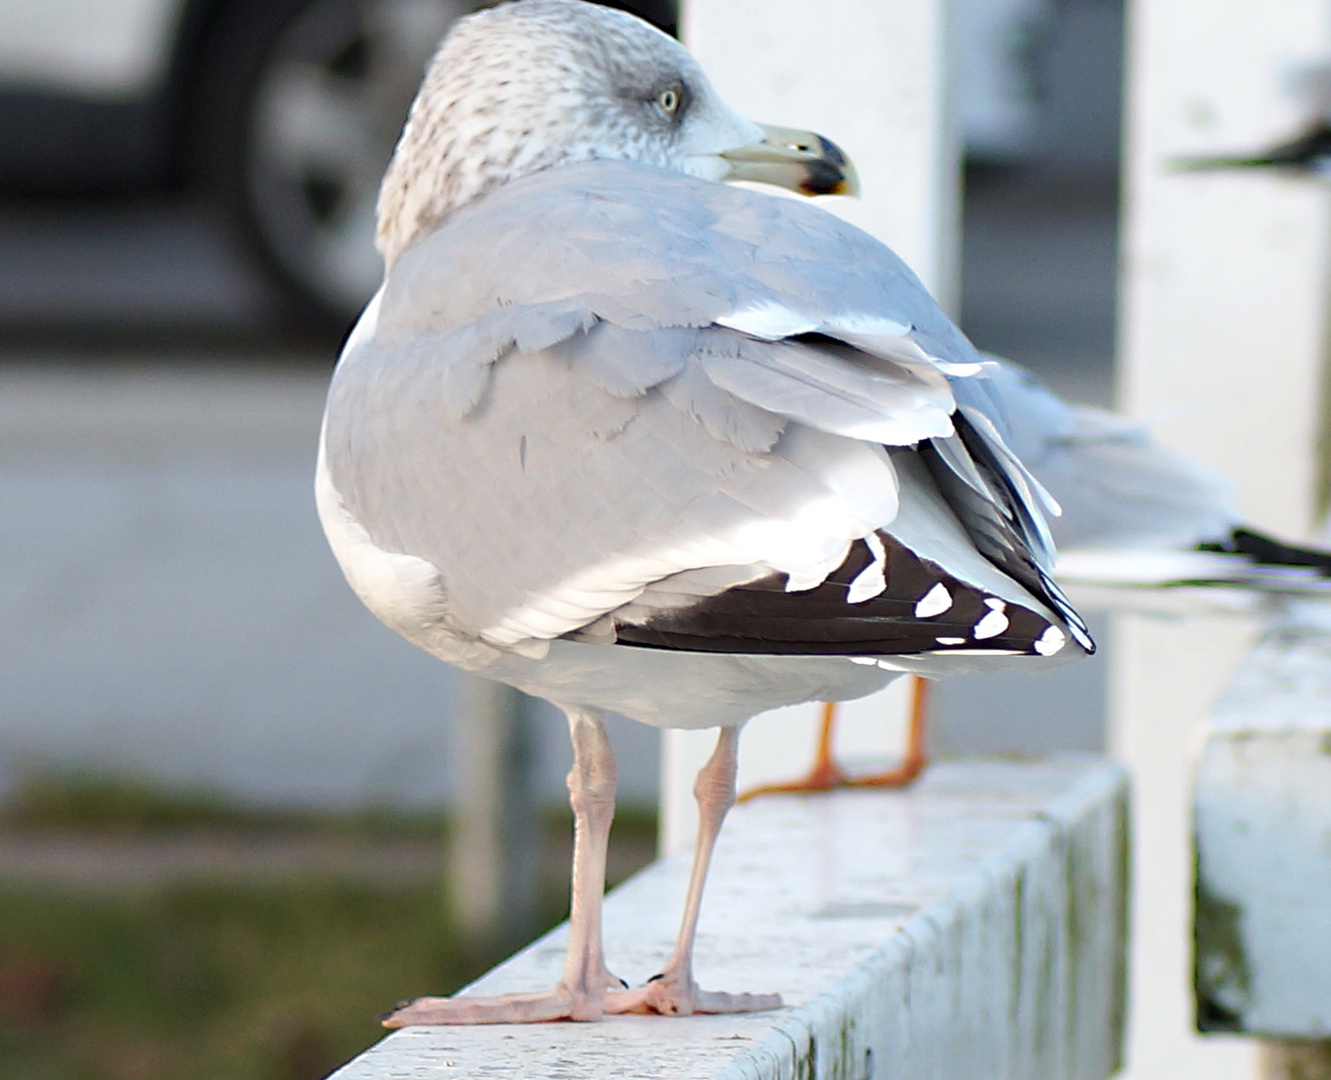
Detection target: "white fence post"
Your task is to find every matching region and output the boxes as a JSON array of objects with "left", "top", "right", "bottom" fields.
[
  {"left": 663, "top": 0, "right": 962, "bottom": 857},
  {"left": 449, "top": 676, "right": 540, "bottom": 952},
  {"left": 1115, "top": 1, "right": 1331, "bottom": 1076},
  {"left": 681, "top": 0, "right": 960, "bottom": 308},
  {"left": 1194, "top": 619, "right": 1331, "bottom": 1075}
]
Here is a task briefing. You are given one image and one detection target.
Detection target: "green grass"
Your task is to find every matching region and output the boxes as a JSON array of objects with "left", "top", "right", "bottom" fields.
[
  {"left": 0, "top": 771, "right": 659, "bottom": 1080},
  {"left": 2, "top": 767, "right": 659, "bottom": 843},
  {"left": 0, "top": 879, "right": 468, "bottom": 1080},
  {"left": 3, "top": 771, "right": 447, "bottom": 841}
]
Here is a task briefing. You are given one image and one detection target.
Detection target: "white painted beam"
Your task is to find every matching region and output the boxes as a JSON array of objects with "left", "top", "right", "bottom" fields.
[
  {"left": 666, "top": 0, "right": 964, "bottom": 854},
  {"left": 1113, "top": 2, "right": 1331, "bottom": 1076},
  {"left": 1107, "top": 610, "right": 1261, "bottom": 1080},
  {"left": 449, "top": 677, "right": 541, "bottom": 950},
  {"left": 682, "top": 0, "right": 961, "bottom": 308},
  {"left": 1118, "top": 0, "right": 1331, "bottom": 539},
  {"left": 331, "top": 759, "right": 1127, "bottom": 1080},
  {"left": 1195, "top": 617, "right": 1331, "bottom": 1039}
]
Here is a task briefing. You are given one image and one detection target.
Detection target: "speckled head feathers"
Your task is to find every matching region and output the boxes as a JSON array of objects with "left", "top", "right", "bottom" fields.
[{"left": 375, "top": 0, "right": 759, "bottom": 264}]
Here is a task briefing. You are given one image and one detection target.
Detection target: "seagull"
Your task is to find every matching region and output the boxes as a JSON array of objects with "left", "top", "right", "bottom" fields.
[
  {"left": 745, "top": 355, "right": 1331, "bottom": 799},
  {"left": 1171, "top": 64, "right": 1331, "bottom": 178},
  {"left": 986, "top": 358, "right": 1331, "bottom": 592},
  {"left": 316, "top": 0, "right": 1093, "bottom": 1025},
  {"left": 1172, "top": 120, "right": 1331, "bottom": 176}
]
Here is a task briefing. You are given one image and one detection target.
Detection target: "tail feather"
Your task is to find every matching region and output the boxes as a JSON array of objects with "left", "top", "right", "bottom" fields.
[
  {"left": 1169, "top": 121, "right": 1331, "bottom": 174},
  {"left": 1201, "top": 527, "right": 1331, "bottom": 573},
  {"left": 1057, "top": 526, "right": 1331, "bottom": 595}
]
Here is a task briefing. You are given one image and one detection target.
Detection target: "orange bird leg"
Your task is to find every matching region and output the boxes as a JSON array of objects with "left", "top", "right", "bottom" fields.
[
  {"left": 737, "top": 678, "right": 931, "bottom": 802},
  {"left": 736, "top": 702, "right": 845, "bottom": 801},
  {"left": 846, "top": 676, "right": 930, "bottom": 788}
]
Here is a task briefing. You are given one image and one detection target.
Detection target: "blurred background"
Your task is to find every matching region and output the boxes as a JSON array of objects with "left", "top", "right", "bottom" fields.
[{"left": 0, "top": 0, "right": 1122, "bottom": 1076}]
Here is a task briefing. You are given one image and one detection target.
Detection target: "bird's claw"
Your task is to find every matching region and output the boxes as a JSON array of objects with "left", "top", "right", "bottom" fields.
[{"left": 604, "top": 973, "right": 782, "bottom": 1016}]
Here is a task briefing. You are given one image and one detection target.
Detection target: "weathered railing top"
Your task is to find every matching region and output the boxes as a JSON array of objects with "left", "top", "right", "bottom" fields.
[
  {"left": 1195, "top": 617, "right": 1331, "bottom": 1040},
  {"left": 331, "top": 758, "right": 1127, "bottom": 1080}
]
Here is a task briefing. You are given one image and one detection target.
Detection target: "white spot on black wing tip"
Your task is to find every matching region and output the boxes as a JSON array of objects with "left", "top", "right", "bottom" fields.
[
  {"left": 936, "top": 636, "right": 966, "bottom": 646},
  {"left": 847, "top": 533, "right": 888, "bottom": 604},
  {"left": 1034, "top": 625, "right": 1066, "bottom": 656},
  {"left": 972, "top": 599, "right": 1009, "bottom": 640},
  {"left": 914, "top": 582, "right": 952, "bottom": 618}
]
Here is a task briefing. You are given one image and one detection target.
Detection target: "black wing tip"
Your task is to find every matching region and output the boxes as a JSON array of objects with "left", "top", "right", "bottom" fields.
[
  {"left": 1170, "top": 121, "right": 1331, "bottom": 175},
  {"left": 601, "top": 534, "right": 1094, "bottom": 661},
  {"left": 1200, "top": 526, "right": 1331, "bottom": 574}
]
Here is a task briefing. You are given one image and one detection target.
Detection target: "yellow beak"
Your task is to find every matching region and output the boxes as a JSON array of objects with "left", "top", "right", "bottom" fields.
[{"left": 719, "top": 123, "right": 860, "bottom": 197}]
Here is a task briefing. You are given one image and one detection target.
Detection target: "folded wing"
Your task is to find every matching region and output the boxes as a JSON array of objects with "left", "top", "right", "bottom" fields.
[{"left": 322, "top": 163, "right": 1092, "bottom": 660}]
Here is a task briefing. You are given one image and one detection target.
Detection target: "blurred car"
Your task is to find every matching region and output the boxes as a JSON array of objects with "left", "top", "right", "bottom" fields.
[{"left": 0, "top": 0, "right": 675, "bottom": 332}]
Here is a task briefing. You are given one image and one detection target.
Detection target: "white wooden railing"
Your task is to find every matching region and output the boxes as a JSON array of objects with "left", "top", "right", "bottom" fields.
[
  {"left": 1194, "top": 616, "right": 1331, "bottom": 1079},
  {"left": 330, "top": 759, "right": 1127, "bottom": 1080}
]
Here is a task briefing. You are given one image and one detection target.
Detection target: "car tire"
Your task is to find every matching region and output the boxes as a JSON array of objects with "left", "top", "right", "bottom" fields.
[{"left": 191, "top": 0, "right": 472, "bottom": 337}]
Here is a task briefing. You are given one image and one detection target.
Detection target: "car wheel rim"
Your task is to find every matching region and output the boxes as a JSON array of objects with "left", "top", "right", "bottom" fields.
[{"left": 246, "top": 0, "right": 471, "bottom": 318}]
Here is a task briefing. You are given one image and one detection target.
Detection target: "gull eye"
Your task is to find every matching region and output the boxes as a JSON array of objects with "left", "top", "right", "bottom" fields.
[{"left": 656, "top": 84, "right": 682, "bottom": 117}]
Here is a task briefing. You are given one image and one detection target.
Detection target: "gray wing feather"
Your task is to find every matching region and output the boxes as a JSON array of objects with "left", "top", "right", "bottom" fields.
[
  {"left": 326, "top": 162, "right": 1064, "bottom": 645},
  {"left": 382, "top": 160, "right": 970, "bottom": 360},
  {"left": 393, "top": 301, "right": 597, "bottom": 420},
  {"left": 369, "top": 162, "right": 985, "bottom": 455},
  {"left": 694, "top": 332, "right": 955, "bottom": 446},
  {"left": 546, "top": 322, "right": 691, "bottom": 397},
  {"left": 326, "top": 342, "right": 900, "bottom": 640},
  {"left": 657, "top": 358, "right": 788, "bottom": 454}
]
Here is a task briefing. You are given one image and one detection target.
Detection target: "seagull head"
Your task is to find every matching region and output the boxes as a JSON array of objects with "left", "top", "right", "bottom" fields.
[{"left": 376, "top": 0, "right": 858, "bottom": 263}]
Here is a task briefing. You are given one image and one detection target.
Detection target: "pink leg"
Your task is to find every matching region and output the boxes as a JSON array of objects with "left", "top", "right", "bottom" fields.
[
  {"left": 606, "top": 726, "right": 783, "bottom": 1017},
  {"left": 383, "top": 705, "right": 621, "bottom": 1026}
]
